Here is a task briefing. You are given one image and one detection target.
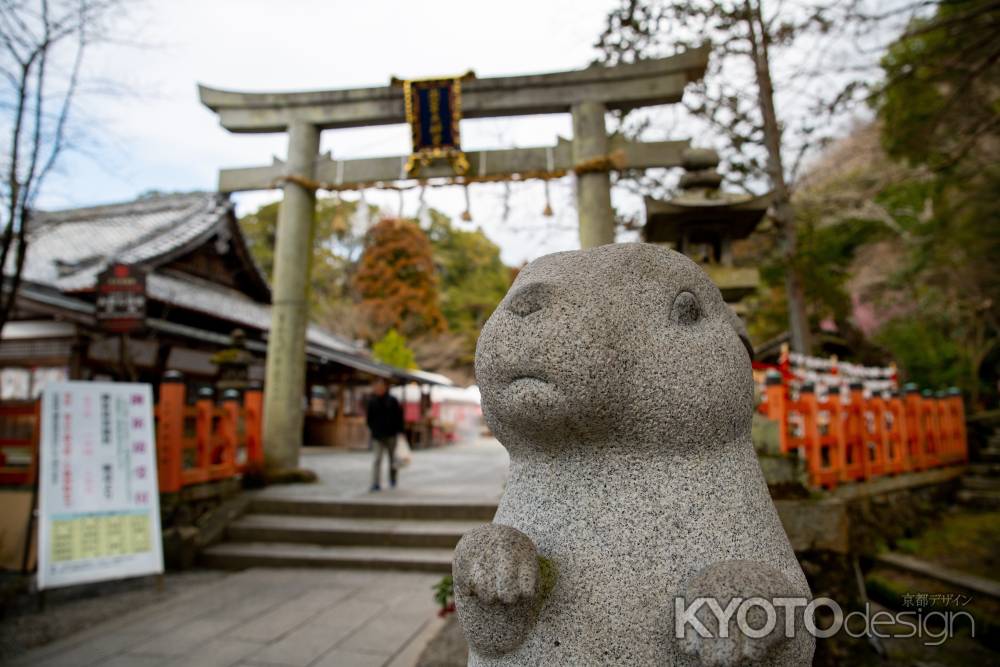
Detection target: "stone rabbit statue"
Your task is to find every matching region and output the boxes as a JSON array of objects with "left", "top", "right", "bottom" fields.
[{"left": 454, "top": 243, "right": 815, "bottom": 666}]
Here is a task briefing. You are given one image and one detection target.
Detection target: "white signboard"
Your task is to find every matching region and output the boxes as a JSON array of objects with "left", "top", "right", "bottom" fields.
[{"left": 38, "top": 382, "right": 163, "bottom": 589}]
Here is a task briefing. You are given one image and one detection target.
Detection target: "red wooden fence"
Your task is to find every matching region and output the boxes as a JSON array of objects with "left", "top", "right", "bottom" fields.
[
  {"left": 759, "top": 372, "right": 967, "bottom": 489},
  {"left": 0, "top": 373, "right": 264, "bottom": 493},
  {"left": 0, "top": 401, "right": 40, "bottom": 486}
]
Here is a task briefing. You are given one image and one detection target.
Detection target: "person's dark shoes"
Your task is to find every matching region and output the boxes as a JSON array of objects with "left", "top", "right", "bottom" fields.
[
  {"left": 390, "top": 469, "right": 398, "bottom": 487},
  {"left": 390, "top": 479, "right": 397, "bottom": 488},
  {"left": 370, "top": 484, "right": 381, "bottom": 492}
]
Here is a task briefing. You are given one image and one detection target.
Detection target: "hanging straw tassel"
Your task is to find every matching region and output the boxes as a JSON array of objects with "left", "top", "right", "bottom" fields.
[
  {"left": 357, "top": 188, "right": 371, "bottom": 232},
  {"left": 542, "top": 179, "right": 554, "bottom": 217},
  {"left": 417, "top": 185, "right": 427, "bottom": 219},
  {"left": 461, "top": 184, "right": 472, "bottom": 222}
]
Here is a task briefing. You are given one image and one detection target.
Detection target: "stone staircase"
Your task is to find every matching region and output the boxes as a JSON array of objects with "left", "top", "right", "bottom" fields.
[
  {"left": 201, "top": 495, "right": 496, "bottom": 573},
  {"left": 957, "top": 429, "right": 1000, "bottom": 509}
]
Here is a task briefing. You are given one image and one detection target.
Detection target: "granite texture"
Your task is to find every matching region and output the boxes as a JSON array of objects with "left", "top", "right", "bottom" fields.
[{"left": 455, "top": 243, "right": 814, "bottom": 666}]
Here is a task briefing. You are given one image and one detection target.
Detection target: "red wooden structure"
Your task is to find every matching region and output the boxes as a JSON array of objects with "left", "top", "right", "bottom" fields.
[
  {"left": 759, "top": 372, "right": 968, "bottom": 489},
  {"left": 0, "top": 373, "right": 264, "bottom": 493},
  {"left": 0, "top": 401, "right": 40, "bottom": 486}
]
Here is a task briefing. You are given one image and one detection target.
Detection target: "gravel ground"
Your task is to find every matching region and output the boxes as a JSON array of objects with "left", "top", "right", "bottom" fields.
[{"left": 0, "top": 569, "right": 226, "bottom": 664}]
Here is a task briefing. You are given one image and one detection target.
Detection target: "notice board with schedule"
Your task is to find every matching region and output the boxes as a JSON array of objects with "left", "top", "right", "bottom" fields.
[{"left": 37, "top": 382, "right": 163, "bottom": 589}]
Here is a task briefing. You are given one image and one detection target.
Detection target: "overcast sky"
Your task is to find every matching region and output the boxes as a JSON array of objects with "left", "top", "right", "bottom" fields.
[
  {"left": 34, "top": 0, "right": 712, "bottom": 265},
  {"left": 25, "top": 0, "right": 728, "bottom": 264}
]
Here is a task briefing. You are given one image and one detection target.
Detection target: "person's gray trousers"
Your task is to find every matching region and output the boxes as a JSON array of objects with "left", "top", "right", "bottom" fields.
[{"left": 372, "top": 435, "right": 397, "bottom": 487}]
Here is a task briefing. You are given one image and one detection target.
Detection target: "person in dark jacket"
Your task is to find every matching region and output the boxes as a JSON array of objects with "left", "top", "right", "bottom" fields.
[{"left": 366, "top": 378, "right": 404, "bottom": 491}]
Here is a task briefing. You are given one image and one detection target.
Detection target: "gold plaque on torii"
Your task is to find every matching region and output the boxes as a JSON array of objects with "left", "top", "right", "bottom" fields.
[{"left": 392, "top": 71, "right": 475, "bottom": 177}]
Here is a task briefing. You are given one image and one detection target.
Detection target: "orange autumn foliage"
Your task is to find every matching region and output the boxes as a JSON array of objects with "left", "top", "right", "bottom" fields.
[{"left": 352, "top": 217, "right": 446, "bottom": 341}]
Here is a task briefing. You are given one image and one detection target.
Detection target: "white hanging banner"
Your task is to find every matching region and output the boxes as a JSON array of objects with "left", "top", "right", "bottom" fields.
[{"left": 37, "top": 382, "right": 163, "bottom": 589}]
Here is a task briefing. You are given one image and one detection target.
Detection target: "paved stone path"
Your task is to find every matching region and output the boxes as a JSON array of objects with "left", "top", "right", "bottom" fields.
[
  {"left": 12, "top": 439, "right": 509, "bottom": 667},
  {"left": 260, "top": 436, "right": 509, "bottom": 502},
  {"left": 12, "top": 568, "right": 448, "bottom": 667}
]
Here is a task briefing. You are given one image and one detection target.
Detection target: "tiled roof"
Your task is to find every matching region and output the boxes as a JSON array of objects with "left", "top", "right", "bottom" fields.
[
  {"left": 20, "top": 193, "right": 232, "bottom": 291},
  {"left": 149, "top": 271, "right": 358, "bottom": 354},
  {"left": 14, "top": 192, "right": 374, "bottom": 363}
]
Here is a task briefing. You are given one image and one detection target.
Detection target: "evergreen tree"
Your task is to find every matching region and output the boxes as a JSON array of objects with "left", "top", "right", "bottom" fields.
[
  {"left": 427, "top": 211, "right": 512, "bottom": 368},
  {"left": 372, "top": 329, "right": 417, "bottom": 369},
  {"left": 240, "top": 195, "right": 374, "bottom": 339}
]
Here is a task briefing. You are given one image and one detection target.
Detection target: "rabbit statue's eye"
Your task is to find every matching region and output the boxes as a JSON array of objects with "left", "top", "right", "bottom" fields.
[{"left": 672, "top": 291, "right": 700, "bottom": 325}]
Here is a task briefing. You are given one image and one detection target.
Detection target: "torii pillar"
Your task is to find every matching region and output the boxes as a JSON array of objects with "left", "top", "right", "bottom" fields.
[
  {"left": 572, "top": 101, "right": 615, "bottom": 247},
  {"left": 262, "top": 121, "right": 319, "bottom": 470},
  {"left": 199, "top": 46, "right": 708, "bottom": 470}
]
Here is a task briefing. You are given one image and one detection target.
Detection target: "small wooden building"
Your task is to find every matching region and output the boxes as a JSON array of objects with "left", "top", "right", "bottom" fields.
[{"left": 0, "top": 192, "right": 440, "bottom": 447}]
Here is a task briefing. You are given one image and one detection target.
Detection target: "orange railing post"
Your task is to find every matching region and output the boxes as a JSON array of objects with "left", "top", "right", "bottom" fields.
[
  {"left": 841, "top": 383, "right": 867, "bottom": 482},
  {"left": 758, "top": 368, "right": 969, "bottom": 491},
  {"left": 219, "top": 389, "right": 241, "bottom": 477},
  {"left": 799, "top": 383, "right": 839, "bottom": 489},
  {"left": 243, "top": 383, "right": 263, "bottom": 468},
  {"left": 921, "top": 389, "right": 941, "bottom": 469},
  {"left": 195, "top": 387, "right": 214, "bottom": 477},
  {"left": 763, "top": 371, "right": 789, "bottom": 451},
  {"left": 884, "top": 390, "right": 909, "bottom": 474},
  {"left": 815, "top": 386, "right": 843, "bottom": 489},
  {"left": 935, "top": 390, "right": 953, "bottom": 464},
  {"left": 904, "top": 384, "right": 926, "bottom": 471},
  {"left": 0, "top": 400, "right": 40, "bottom": 487},
  {"left": 867, "top": 391, "right": 888, "bottom": 478},
  {"left": 1, "top": 376, "right": 268, "bottom": 496},
  {"left": 156, "top": 371, "right": 185, "bottom": 493},
  {"left": 27, "top": 400, "right": 40, "bottom": 487},
  {"left": 798, "top": 384, "right": 818, "bottom": 484}
]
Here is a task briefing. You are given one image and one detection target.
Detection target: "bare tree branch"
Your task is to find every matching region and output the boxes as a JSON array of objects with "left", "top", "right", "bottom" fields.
[{"left": 0, "top": 0, "right": 128, "bottom": 335}]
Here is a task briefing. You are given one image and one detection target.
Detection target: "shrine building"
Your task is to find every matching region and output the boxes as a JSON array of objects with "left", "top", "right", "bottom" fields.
[{"left": 0, "top": 192, "right": 443, "bottom": 447}]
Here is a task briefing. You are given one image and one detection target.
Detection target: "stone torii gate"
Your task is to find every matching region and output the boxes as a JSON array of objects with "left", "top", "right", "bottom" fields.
[{"left": 199, "top": 47, "right": 709, "bottom": 470}]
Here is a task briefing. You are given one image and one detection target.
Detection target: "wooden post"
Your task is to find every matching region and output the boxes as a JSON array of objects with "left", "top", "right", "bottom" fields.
[
  {"left": 763, "top": 371, "right": 788, "bottom": 451},
  {"left": 195, "top": 387, "right": 214, "bottom": 475},
  {"left": 156, "top": 371, "right": 185, "bottom": 494},
  {"left": 220, "top": 389, "right": 241, "bottom": 476},
  {"left": 867, "top": 392, "right": 888, "bottom": 478},
  {"left": 888, "top": 390, "right": 910, "bottom": 473},
  {"left": 243, "top": 384, "right": 264, "bottom": 468},
  {"left": 22, "top": 400, "right": 41, "bottom": 574},
  {"left": 921, "top": 389, "right": 940, "bottom": 468},
  {"left": 903, "top": 384, "right": 925, "bottom": 471},
  {"left": 799, "top": 383, "right": 834, "bottom": 489},
  {"left": 825, "top": 387, "right": 846, "bottom": 487},
  {"left": 849, "top": 382, "right": 869, "bottom": 481}
]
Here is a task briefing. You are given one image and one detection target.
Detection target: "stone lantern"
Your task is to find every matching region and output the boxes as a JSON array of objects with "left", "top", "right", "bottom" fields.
[
  {"left": 643, "top": 149, "right": 771, "bottom": 313},
  {"left": 211, "top": 328, "right": 254, "bottom": 394}
]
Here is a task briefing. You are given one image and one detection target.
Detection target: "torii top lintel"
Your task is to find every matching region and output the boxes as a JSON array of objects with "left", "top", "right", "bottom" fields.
[{"left": 197, "top": 46, "right": 710, "bottom": 134}]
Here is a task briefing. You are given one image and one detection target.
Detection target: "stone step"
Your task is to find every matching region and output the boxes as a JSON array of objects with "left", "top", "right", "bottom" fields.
[
  {"left": 874, "top": 552, "right": 1000, "bottom": 602},
  {"left": 961, "top": 475, "right": 1000, "bottom": 491},
  {"left": 248, "top": 496, "right": 498, "bottom": 522},
  {"left": 200, "top": 541, "right": 455, "bottom": 573},
  {"left": 979, "top": 447, "right": 1000, "bottom": 463},
  {"left": 227, "top": 514, "right": 483, "bottom": 549},
  {"left": 969, "top": 462, "right": 1000, "bottom": 476},
  {"left": 956, "top": 489, "right": 1000, "bottom": 510}
]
